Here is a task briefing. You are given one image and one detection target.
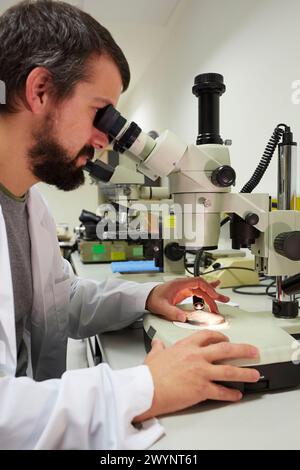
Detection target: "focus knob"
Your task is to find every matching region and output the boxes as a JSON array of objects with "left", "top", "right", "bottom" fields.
[
  {"left": 245, "top": 213, "right": 259, "bottom": 226},
  {"left": 211, "top": 165, "right": 236, "bottom": 187},
  {"left": 164, "top": 242, "right": 184, "bottom": 261},
  {"left": 274, "top": 231, "right": 300, "bottom": 261}
]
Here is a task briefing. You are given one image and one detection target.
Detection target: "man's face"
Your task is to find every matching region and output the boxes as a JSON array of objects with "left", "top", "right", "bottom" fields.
[{"left": 28, "top": 55, "right": 122, "bottom": 191}]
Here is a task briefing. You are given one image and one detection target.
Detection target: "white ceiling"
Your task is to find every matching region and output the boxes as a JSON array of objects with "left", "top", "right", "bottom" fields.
[
  {"left": 0, "top": 0, "right": 182, "bottom": 104},
  {"left": 72, "top": 0, "right": 180, "bottom": 26}
]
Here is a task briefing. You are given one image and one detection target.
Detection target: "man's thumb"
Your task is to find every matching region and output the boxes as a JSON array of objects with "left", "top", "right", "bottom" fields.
[{"left": 150, "top": 338, "right": 166, "bottom": 354}]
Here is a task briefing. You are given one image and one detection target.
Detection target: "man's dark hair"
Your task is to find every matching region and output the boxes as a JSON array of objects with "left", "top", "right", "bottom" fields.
[{"left": 0, "top": 0, "right": 130, "bottom": 113}]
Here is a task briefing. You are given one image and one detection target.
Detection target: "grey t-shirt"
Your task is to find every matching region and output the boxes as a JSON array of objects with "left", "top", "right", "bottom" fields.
[{"left": 0, "top": 183, "right": 33, "bottom": 376}]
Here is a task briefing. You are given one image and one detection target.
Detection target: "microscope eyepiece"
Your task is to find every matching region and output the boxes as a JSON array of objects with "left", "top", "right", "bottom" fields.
[
  {"left": 94, "top": 104, "right": 127, "bottom": 141},
  {"left": 94, "top": 104, "right": 147, "bottom": 154},
  {"left": 93, "top": 104, "right": 157, "bottom": 170}
]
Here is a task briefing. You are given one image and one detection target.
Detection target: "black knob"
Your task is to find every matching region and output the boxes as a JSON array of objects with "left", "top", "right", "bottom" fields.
[
  {"left": 164, "top": 242, "right": 184, "bottom": 262},
  {"left": 212, "top": 262, "right": 222, "bottom": 269},
  {"left": 274, "top": 231, "right": 300, "bottom": 261},
  {"left": 211, "top": 165, "right": 236, "bottom": 187},
  {"left": 245, "top": 213, "right": 259, "bottom": 226}
]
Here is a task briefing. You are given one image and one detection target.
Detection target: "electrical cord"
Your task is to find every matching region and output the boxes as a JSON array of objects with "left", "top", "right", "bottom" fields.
[
  {"left": 192, "top": 258, "right": 278, "bottom": 297},
  {"left": 201, "top": 266, "right": 257, "bottom": 276},
  {"left": 241, "top": 124, "right": 286, "bottom": 193},
  {"left": 188, "top": 249, "right": 279, "bottom": 300},
  {"left": 220, "top": 124, "right": 288, "bottom": 229},
  {"left": 220, "top": 215, "right": 231, "bottom": 227},
  {"left": 194, "top": 248, "right": 204, "bottom": 277},
  {"left": 184, "top": 252, "right": 194, "bottom": 276},
  {"left": 232, "top": 282, "right": 274, "bottom": 296},
  {"left": 266, "top": 280, "right": 276, "bottom": 298},
  {"left": 187, "top": 248, "right": 259, "bottom": 278}
]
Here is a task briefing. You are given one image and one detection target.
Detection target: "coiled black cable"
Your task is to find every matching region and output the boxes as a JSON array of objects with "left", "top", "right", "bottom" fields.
[
  {"left": 240, "top": 124, "right": 287, "bottom": 194},
  {"left": 194, "top": 248, "right": 204, "bottom": 277},
  {"left": 219, "top": 124, "right": 288, "bottom": 229}
]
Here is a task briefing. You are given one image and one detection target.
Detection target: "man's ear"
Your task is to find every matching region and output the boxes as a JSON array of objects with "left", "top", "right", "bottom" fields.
[{"left": 25, "top": 67, "right": 53, "bottom": 114}]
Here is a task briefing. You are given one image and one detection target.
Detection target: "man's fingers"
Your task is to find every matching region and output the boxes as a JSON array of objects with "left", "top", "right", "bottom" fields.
[
  {"left": 190, "top": 290, "right": 223, "bottom": 314},
  {"left": 172, "top": 280, "right": 230, "bottom": 307},
  {"left": 206, "top": 383, "right": 243, "bottom": 402},
  {"left": 150, "top": 338, "right": 166, "bottom": 354},
  {"left": 197, "top": 293, "right": 219, "bottom": 314},
  {"left": 194, "top": 278, "right": 227, "bottom": 300},
  {"left": 209, "top": 280, "right": 221, "bottom": 288},
  {"left": 180, "top": 330, "right": 229, "bottom": 347},
  {"left": 173, "top": 277, "right": 223, "bottom": 300},
  {"left": 145, "top": 338, "right": 165, "bottom": 363},
  {"left": 216, "top": 293, "right": 230, "bottom": 303},
  {"left": 192, "top": 288, "right": 230, "bottom": 304},
  {"left": 201, "top": 342, "right": 259, "bottom": 363},
  {"left": 170, "top": 306, "right": 187, "bottom": 322},
  {"left": 207, "top": 364, "right": 260, "bottom": 383},
  {"left": 157, "top": 304, "right": 187, "bottom": 322}
]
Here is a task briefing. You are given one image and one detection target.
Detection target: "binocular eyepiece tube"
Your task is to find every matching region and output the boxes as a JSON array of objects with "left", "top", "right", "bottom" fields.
[{"left": 93, "top": 104, "right": 156, "bottom": 163}]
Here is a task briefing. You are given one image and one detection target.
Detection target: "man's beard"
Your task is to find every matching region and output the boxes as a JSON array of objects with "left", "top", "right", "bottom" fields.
[{"left": 28, "top": 116, "right": 95, "bottom": 191}]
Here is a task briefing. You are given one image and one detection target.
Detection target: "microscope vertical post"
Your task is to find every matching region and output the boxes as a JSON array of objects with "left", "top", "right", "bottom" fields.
[{"left": 275, "top": 131, "right": 298, "bottom": 312}]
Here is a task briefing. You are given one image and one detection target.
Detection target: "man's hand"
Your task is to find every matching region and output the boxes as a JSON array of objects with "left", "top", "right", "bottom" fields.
[
  {"left": 134, "top": 331, "right": 260, "bottom": 422},
  {"left": 145, "top": 277, "right": 229, "bottom": 322}
]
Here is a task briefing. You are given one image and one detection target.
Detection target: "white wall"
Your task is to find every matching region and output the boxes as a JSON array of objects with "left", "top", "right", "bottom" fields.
[
  {"left": 123, "top": 0, "right": 300, "bottom": 196},
  {"left": 37, "top": 180, "right": 98, "bottom": 234}
]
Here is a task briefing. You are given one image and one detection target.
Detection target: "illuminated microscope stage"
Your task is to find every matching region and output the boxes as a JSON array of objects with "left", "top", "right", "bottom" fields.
[{"left": 143, "top": 304, "right": 300, "bottom": 392}]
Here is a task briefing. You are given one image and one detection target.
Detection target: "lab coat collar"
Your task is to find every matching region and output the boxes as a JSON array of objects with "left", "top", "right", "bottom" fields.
[
  {"left": 0, "top": 186, "right": 55, "bottom": 376},
  {"left": 0, "top": 205, "right": 16, "bottom": 375},
  {"left": 27, "top": 186, "right": 55, "bottom": 320}
]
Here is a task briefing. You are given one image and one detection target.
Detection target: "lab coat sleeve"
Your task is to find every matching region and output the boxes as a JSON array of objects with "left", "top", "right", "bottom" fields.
[
  {"left": 0, "top": 363, "right": 164, "bottom": 450},
  {"left": 63, "top": 259, "right": 161, "bottom": 339}
]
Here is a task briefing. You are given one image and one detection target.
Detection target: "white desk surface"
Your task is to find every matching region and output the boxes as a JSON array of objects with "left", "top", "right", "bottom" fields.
[{"left": 71, "top": 252, "right": 300, "bottom": 450}]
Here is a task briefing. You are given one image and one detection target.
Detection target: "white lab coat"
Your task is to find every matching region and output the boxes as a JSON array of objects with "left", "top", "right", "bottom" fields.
[{"left": 0, "top": 186, "right": 164, "bottom": 449}]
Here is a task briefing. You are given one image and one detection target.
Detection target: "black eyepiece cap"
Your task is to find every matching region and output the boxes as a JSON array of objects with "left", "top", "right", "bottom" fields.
[
  {"left": 193, "top": 73, "right": 226, "bottom": 96},
  {"left": 94, "top": 104, "right": 127, "bottom": 138}
]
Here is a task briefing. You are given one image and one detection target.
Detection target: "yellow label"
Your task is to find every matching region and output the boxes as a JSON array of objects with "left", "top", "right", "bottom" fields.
[
  {"left": 111, "top": 251, "right": 126, "bottom": 261},
  {"left": 164, "top": 215, "right": 176, "bottom": 229},
  {"left": 272, "top": 197, "right": 300, "bottom": 210}
]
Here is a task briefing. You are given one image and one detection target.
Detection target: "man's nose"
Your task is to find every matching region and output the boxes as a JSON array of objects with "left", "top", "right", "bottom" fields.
[{"left": 90, "top": 129, "right": 110, "bottom": 150}]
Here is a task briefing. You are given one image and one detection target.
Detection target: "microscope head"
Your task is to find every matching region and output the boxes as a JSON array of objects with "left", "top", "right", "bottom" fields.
[{"left": 93, "top": 73, "right": 236, "bottom": 252}]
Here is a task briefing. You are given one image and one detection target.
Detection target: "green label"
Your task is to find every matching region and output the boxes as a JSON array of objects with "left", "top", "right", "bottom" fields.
[
  {"left": 133, "top": 246, "right": 143, "bottom": 256},
  {"left": 92, "top": 244, "right": 105, "bottom": 254}
]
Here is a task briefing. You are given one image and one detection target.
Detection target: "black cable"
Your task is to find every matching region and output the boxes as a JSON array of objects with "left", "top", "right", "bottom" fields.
[
  {"left": 220, "top": 216, "right": 231, "bottom": 227},
  {"left": 219, "top": 125, "right": 288, "bottom": 229},
  {"left": 201, "top": 266, "right": 256, "bottom": 276},
  {"left": 266, "top": 280, "right": 276, "bottom": 298},
  {"left": 184, "top": 253, "right": 194, "bottom": 276},
  {"left": 185, "top": 267, "right": 194, "bottom": 276},
  {"left": 232, "top": 284, "right": 272, "bottom": 296},
  {"left": 241, "top": 125, "right": 286, "bottom": 194},
  {"left": 186, "top": 252, "right": 279, "bottom": 300},
  {"left": 188, "top": 248, "right": 278, "bottom": 299},
  {"left": 185, "top": 249, "right": 198, "bottom": 255},
  {"left": 194, "top": 248, "right": 204, "bottom": 277},
  {"left": 230, "top": 277, "right": 276, "bottom": 297}
]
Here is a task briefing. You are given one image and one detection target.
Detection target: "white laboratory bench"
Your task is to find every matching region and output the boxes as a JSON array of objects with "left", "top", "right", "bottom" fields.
[{"left": 70, "top": 252, "right": 300, "bottom": 450}]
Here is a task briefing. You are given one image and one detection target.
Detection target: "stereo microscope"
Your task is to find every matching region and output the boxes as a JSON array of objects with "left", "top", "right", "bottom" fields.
[{"left": 88, "top": 73, "right": 300, "bottom": 392}]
